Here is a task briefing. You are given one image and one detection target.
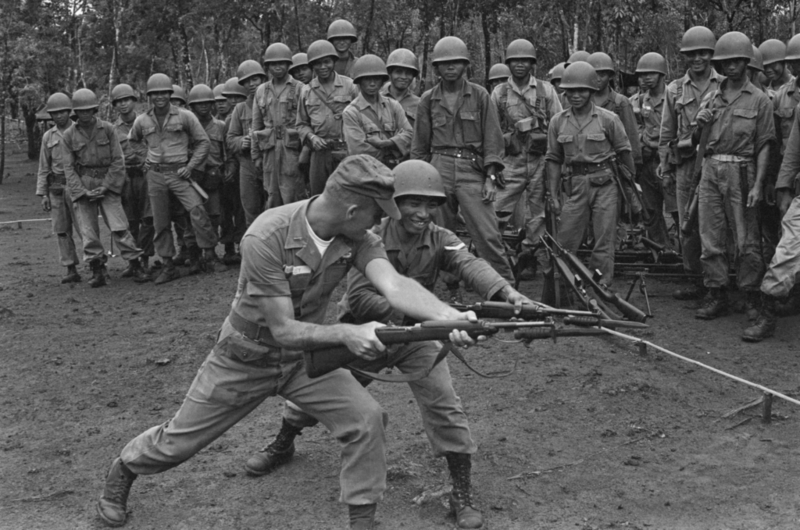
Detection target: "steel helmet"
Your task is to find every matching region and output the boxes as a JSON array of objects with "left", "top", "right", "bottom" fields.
[
  {"left": 504, "top": 39, "right": 536, "bottom": 63},
  {"left": 787, "top": 34, "right": 800, "bottom": 61},
  {"left": 351, "top": 55, "right": 389, "bottom": 83},
  {"left": 393, "top": 160, "right": 446, "bottom": 203},
  {"left": 386, "top": 48, "right": 420, "bottom": 75},
  {"left": 263, "top": 43, "right": 293, "bottom": 65},
  {"left": 559, "top": 61, "right": 598, "bottom": 91},
  {"left": 45, "top": 93, "right": 72, "bottom": 114},
  {"left": 188, "top": 84, "right": 215, "bottom": 105},
  {"left": 488, "top": 63, "right": 511, "bottom": 82},
  {"left": 307, "top": 40, "right": 339, "bottom": 65},
  {"left": 588, "top": 52, "right": 615, "bottom": 73},
  {"left": 222, "top": 77, "right": 247, "bottom": 98},
  {"left": 565, "top": 50, "right": 590, "bottom": 66},
  {"left": 327, "top": 19, "right": 358, "bottom": 42},
  {"left": 759, "top": 39, "right": 787, "bottom": 66},
  {"left": 289, "top": 53, "right": 309, "bottom": 74},
  {"left": 72, "top": 88, "right": 99, "bottom": 111},
  {"left": 548, "top": 62, "right": 566, "bottom": 82},
  {"left": 713, "top": 31, "right": 752, "bottom": 63},
  {"left": 680, "top": 26, "right": 716, "bottom": 53},
  {"left": 237, "top": 60, "right": 266, "bottom": 85},
  {"left": 146, "top": 73, "right": 173, "bottom": 95},
  {"left": 749, "top": 45, "right": 764, "bottom": 72},
  {"left": 213, "top": 84, "right": 226, "bottom": 102},
  {"left": 111, "top": 83, "right": 136, "bottom": 104},
  {"left": 432, "top": 36, "right": 470, "bottom": 65},
  {"left": 170, "top": 85, "right": 187, "bottom": 104},
  {"left": 636, "top": 52, "right": 667, "bottom": 75}
]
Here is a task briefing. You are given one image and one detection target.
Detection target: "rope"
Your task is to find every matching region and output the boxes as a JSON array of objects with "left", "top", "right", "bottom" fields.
[
  {"left": 600, "top": 327, "right": 800, "bottom": 407},
  {"left": 0, "top": 218, "right": 50, "bottom": 225}
]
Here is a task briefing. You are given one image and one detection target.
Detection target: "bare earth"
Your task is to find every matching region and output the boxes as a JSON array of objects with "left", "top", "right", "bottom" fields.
[{"left": 2, "top": 152, "right": 800, "bottom": 530}]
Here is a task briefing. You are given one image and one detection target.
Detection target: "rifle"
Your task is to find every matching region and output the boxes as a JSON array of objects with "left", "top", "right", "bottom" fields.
[
  {"left": 543, "top": 234, "right": 649, "bottom": 323},
  {"left": 609, "top": 157, "right": 649, "bottom": 224},
  {"left": 450, "top": 301, "right": 648, "bottom": 329},
  {"left": 303, "top": 320, "right": 554, "bottom": 380},
  {"left": 680, "top": 123, "right": 712, "bottom": 236}
]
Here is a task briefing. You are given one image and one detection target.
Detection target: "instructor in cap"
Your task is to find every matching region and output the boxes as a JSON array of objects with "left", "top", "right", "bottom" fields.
[{"left": 96, "top": 154, "right": 480, "bottom": 530}]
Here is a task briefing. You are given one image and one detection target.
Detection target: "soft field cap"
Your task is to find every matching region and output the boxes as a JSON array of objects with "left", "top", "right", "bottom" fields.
[{"left": 326, "top": 155, "right": 401, "bottom": 220}]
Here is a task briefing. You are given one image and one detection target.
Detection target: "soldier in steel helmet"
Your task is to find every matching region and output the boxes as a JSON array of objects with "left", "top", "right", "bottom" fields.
[
  {"left": 252, "top": 43, "right": 305, "bottom": 209},
  {"left": 659, "top": 26, "right": 725, "bottom": 301},
  {"left": 62, "top": 88, "right": 146, "bottom": 288},
  {"left": 381, "top": 48, "right": 421, "bottom": 129},
  {"left": 112, "top": 83, "right": 154, "bottom": 282},
  {"left": 692, "top": 32, "right": 775, "bottom": 322},
  {"left": 546, "top": 61, "right": 635, "bottom": 284},
  {"left": 36, "top": 93, "right": 82, "bottom": 284},
  {"left": 289, "top": 53, "right": 313, "bottom": 85},
  {"left": 630, "top": 52, "right": 676, "bottom": 249},
  {"left": 342, "top": 55, "right": 413, "bottom": 168},
  {"left": 296, "top": 39, "right": 359, "bottom": 195},
  {"left": 245, "top": 160, "right": 532, "bottom": 529},
  {"left": 327, "top": 19, "right": 360, "bottom": 78},
  {"left": 491, "top": 38, "right": 562, "bottom": 285},
  {"left": 760, "top": 39, "right": 793, "bottom": 92},
  {"left": 219, "top": 77, "right": 248, "bottom": 264},
  {"left": 411, "top": 36, "right": 515, "bottom": 284},
  {"left": 487, "top": 63, "right": 511, "bottom": 92}
]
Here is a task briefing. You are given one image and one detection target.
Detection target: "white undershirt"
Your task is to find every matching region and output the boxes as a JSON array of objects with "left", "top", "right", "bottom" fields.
[{"left": 305, "top": 218, "right": 333, "bottom": 258}]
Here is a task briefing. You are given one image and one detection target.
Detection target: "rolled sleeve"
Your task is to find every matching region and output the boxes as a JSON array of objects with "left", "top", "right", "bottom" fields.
[
  {"left": 342, "top": 106, "right": 375, "bottom": 157},
  {"left": 439, "top": 229, "right": 507, "bottom": 300},
  {"left": 479, "top": 89, "right": 505, "bottom": 168},
  {"left": 240, "top": 233, "right": 292, "bottom": 298},
  {"left": 185, "top": 111, "right": 210, "bottom": 171},
  {"left": 352, "top": 231, "right": 389, "bottom": 273},
  {"left": 776, "top": 107, "right": 800, "bottom": 189},
  {"left": 61, "top": 129, "right": 88, "bottom": 200},
  {"left": 388, "top": 100, "right": 413, "bottom": 155},
  {"left": 410, "top": 92, "right": 432, "bottom": 161},
  {"left": 35, "top": 133, "right": 52, "bottom": 196},
  {"left": 345, "top": 268, "right": 394, "bottom": 323},
  {"left": 659, "top": 85, "right": 678, "bottom": 165},
  {"left": 544, "top": 116, "right": 565, "bottom": 164}
]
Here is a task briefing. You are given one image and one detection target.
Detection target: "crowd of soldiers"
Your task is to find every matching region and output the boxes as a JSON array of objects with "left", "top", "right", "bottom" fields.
[{"left": 30, "top": 18, "right": 800, "bottom": 530}]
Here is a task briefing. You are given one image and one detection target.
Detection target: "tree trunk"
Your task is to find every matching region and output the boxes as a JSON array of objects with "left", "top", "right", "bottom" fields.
[
  {"left": 481, "top": 10, "right": 492, "bottom": 89},
  {"left": 178, "top": 16, "right": 194, "bottom": 87},
  {"left": 293, "top": 0, "right": 302, "bottom": 51},
  {"left": 420, "top": 29, "right": 430, "bottom": 94},
  {"left": 24, "top": 110, "right": 37, "bottom": 160},
  {"left": 363, "top": 0, "right": 378, "bottom": 54}
]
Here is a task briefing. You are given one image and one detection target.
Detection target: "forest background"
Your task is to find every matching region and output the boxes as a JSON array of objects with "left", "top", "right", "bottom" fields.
[{"left": 0, "top": 0, "right": 798, "bottom": 180}]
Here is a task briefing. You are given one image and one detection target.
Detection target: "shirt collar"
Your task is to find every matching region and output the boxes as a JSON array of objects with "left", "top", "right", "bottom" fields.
[
  {"left": 430, "top": 79, "right": 474, "bottom": 101},
  {"left": 353, "top": 93, "right": 386, "bottom": 111},
  {"left": 381, "top": 218, "right": 433, "bottom": 252}
]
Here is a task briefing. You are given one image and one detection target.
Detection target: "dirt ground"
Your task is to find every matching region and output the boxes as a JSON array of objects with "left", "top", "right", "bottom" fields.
[{"left": 2, "top": 150, "right": 800, "bottom": 530}]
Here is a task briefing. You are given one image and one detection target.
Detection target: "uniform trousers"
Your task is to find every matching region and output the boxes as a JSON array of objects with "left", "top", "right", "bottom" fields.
[
  {"left": 495, "top": 152, "right": 547, "bottom": 250},
  {"left": 761, "top": 196, "right": 800, "bottom": 298},
  {"left": 639, "top": 155, "right": 674, "bottom": 249},
  {"left": 675, "top": 156, "right": 703, "bottom": 275},
  {"left": 239, "top": 156, "right": 264, "bottom": 226},
  {"left": 264, "top": 142, "right": 304, "bottom": 208},
  {"left": 309, "top": 149, "right": 344, "bottom": 197},
  {"left": 220, "top": 174, "right": 246, "bottom": 248},
  {"left": 121, "top": 167, "right": 154, "bottom": 257},
  {"left": 48, "top": 189, "right": 81, "bottom": 266}
]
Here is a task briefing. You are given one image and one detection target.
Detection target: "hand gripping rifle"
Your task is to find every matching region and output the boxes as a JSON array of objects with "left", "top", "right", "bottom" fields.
[{"left": 680, "top": 122, "right": 712, "bottom": 236}]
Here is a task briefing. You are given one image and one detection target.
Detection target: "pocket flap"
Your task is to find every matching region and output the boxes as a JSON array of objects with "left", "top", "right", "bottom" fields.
[
  {"left": 586, "top": 133, "right": 606, "bottom": 141},
  {"left": 732, "top": 109, "right": 757, "bottom": 119},
  {"left": 776, "top": 108, "right": 794, "bottom": 118},
  {"left": 557, "top": 134, "right": 573, "bottom": 143},
  {"left": 459, "top": 110, "right": 478, "bottom": 121}
]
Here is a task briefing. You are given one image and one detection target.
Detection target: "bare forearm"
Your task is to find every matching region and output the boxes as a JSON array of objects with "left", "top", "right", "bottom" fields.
[
  {"left": 547, "top": 160, "right": 562, "bottom": 197},
  {"left": 271, "top": 319, "right": 358, "bottom": 351},
  {"left": 384, "top": 276, "right": 462, "bottom": 321},
  {"left": 755, "top": 145, "right": 770, "bottom": 188}
]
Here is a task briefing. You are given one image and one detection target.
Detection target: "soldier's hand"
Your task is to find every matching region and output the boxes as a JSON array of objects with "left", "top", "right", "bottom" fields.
[
  {"left": 661, "top": 172, "right": 676, "bottom": 195},
  {"left": 777, "top": 189, "right": 793, "bottom": 218},
  {"left": 764, "top": 182, "right": 776, "bottom": 206},
  {"left": 551, "top": 197, "right": 562, "bottom": 216},
  {"left": 746, "top": 185, "right": 762, "bottom": 208},
  {"left": 346, "top": 322, "right": 387, "bottom": 361},
  {"left": 255, "top": 158, "right": 263, "bottom": 172},
  {"left": 176, "top": 167, "right": 190, "bottom": 179},
  {"left": 502, "top": 286, "right": 534, "bottom": 315},
  {"left": 695, "top": 109, "right": 713, "bottom": 126},
  {"left": 309, "top": 135, "right": 328, "bottom": 151},
  {"left": 482, "top": 178, "right": 497, "bottom": 203},
  {"left": 41, "top": 195, "right": 51, "bottom": 212},
  {"left": 242, "top": 135, "right": 251, "bottom": 151},
  {"left": 142, "top": 161, "right": 151, "bottom": 173}
]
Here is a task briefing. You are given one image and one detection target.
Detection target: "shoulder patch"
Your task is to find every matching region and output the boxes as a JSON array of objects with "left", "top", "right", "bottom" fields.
[{"left": 444, "top": 242, "right": 466, "bottom": 251}]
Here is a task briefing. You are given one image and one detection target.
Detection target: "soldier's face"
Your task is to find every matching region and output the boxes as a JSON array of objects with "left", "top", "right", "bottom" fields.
[
  {"left": 75, "top": 109, "right": 95, "bottom": 125},
  {"left": 389, "top": 67, "right": 415, "bottom": 91},
  {"left": 683, "top": 50, "right": 713, "bottom": 74},
  {"left": 788, "top": 60, "right": 800, "bottom": 76},
  {"left": 595, "top": 71, "right": 612, "bottom": 91},
  {"left": 565, "top": 88, "right": 592, "bottom": 110},
  {"left": 50, "top": 110, "right": 70, "bottom": 128},
  {"left": 330, "top": 37, "right": 352, "bottom": 54},
  {"left": 216, "top": 100, "right": 229, "bottom": 115},
  {"left": 291, "top": 66, "right": 313, "bottom": 84},
  {"left": 552, "top": 80, "right": 562, "bottom": 94},
  {"left": 718, "top": 58, "right": 747, "bottom": 81},
  {"left": 226, "top": 95, "right": 246, "bottom": 106},
  {"left": 313, "top": 58, "right": 335, "bottom": 81},
  {"left": 114, "top": 97, "right": 136, "bottom": 115},
  {"left": 638, "top": 72, "right": 662, "bottom": 90},
  {"left": 191, "top": 102, "right": 212, "bottom": 119},
  {"left": 764, "top": 61, "right": 785, "bottom": 82},
  {"left": 150, "top": 91, "right": 171, "bottom": 110},
  {"left": 359, "top": 76, "right": 383, "bottom": 97},
  {"left": 508, "top": 59, "right": 533, "bottom": 80},
  {"left": 397, "top": 196, "right": 441, "bottom": 235},
  {"left": 268, "top": 62, "right": 290, "bottom": 81},
  {"left": 436, "top": 60, "right": 467, "bottom": 82},
  {"left": 170, "top": 98, "right": 185, "bottom": 108},
  {"left": 244, "top": 76, "right": 263, "bottom": 96}
]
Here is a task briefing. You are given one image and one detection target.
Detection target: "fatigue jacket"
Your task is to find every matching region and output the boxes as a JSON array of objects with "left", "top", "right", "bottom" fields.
[
  {"left": 296, "top": 73, "right": 359, "bottom": 143},
  {"left": 491, "top": 76, "right": 562, "bottom": 155},
  {"left": 772, "top": 76, "right": 800, "bottom": 155},
  {"left": 200, "top": 117, "right": 226, "bottom": 169},
  {"left": 252, "top": 78, "right": 303, "bottom": 162},
  {"left": 227, "top": 98, "right": 256, "bottom": 160},
  {"left": 380, "top": 85, "right": 420, "bottom": 128},
  {"left": 334, "top": 52, "right": 358, "bottom": 78},
  {"left": 594, "top": 89, "right": 642, "bottom": 165},
  {"left": 545, "top": 104, "right": 631, "bottom": 166},
  {"left": 128, "top": 105, "right": 209, "bottom": 170},
  {"left": 62, "top": 118, "right": 127, "bottom": 200},
  {"left": 775, "top": 103, "right": 800, "bottom": 190},
  {"left": 113, "top": 114, "right": 147, "bottom": 168},
  {"left": 630, "top": 89, "right": 665, "bottom": 151},
  {"left": 231, "top": 198, "right": 387, "bottom": 350},
  {"left": 342, "top": 94, "right": 413, "bottom": 159},
  {"left": 36, "top": 125, "right": 70, "bottom": 195}
]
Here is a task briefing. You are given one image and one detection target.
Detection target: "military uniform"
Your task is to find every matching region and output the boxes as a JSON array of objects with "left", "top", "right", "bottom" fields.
[
  {"left": 36, "top": 124, "right": 82, "bottom": 268},
  {"left": 334, "top": 51, "right": 359, "bottom": 78},
  {"left": 251, "top": 77, "right": 304, "bottom": 207},
  {"left": 411, "top": 81, "right": 515, "bottom": 282},
  {"left": 62, "top": 118, "right": 142, "bottom": 264},
  {"left": 659, "top": 68, "right": 725, "bottom": 275},
  {"left": 380, "top": 84, "right": 419, "bottom": 129},
  {"left": 492, "top": 76, "right": 562, "bottom": 250},
  {"left": 220, "top": 112, "right": 246, "bottom": 255},
  {"left": 595, "top": 89, "right": 642, "bottom": 166},
  {"left": 228, "top": 97, "right": 264, "bottom": 225},
  {"left": 545, "top": 103, "right": 633, "bottom": 282},
  {"left": 296, "top": 73, "right": 358, "bottom": 195},
  {"left": 342, "top": 93, "right": 413, "bottom": 165},
  {"left": 114, "top": 113, "right": 154, "bottom": 258},
  {"left": 128, "top": 104, "right": 218, "bottom": 258},
  {"left": 195, "top": 116, "right": 226, "bottom": 235}
]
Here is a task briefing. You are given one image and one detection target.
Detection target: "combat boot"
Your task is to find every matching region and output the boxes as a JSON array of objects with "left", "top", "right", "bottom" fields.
[
  {"left": 120, "top": 261, "right": 136, "bottom": 278},
  {"left": 61, "top": 265, "right": 82, "bottom": 284},
  {"left": 96, "top": 457, "right": 136, "bottom": 527},
  {"left": 128, "top": 259, "right": 152, "bottom": 283},
  {"left": 695, "top": 288, "right": 728, "bottom": 320},
  {"left": 201, "top": 248, "right": 220, "bottom": 273},
  {"left": 446, "top": 452, "right": 484, "bottom": 528},
  {"left": 186, "top": 246, "right": 202, "bottom": 275},
  {"left": 172, "top": 245, "right": 189, "bottom": 266},
  {"left": 744, "top": 291, "right": 761, "bottom": 322},
  {"left": 222, "top": 243, "right": 240, "bottom": 265},
  {"left": 673, "top": 282, "right": 706, "bottom": 301},
  {"left": 742, "top": 295, "right": 778, "bottom": 342},
  {"left": 245, "top": 419, "right": 303, "bottom": 476},
  {"left": 348, "top": 503, "right": 377, "bottom": 530},
  {"left": 154, "top": 258, "right": 181, "bottom": 285},
  {"left": 88, "top": 260, "right": 108, "bottom": 288}
]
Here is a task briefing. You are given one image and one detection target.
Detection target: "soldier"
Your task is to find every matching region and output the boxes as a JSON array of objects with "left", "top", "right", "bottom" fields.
[
  {"left": 219, "top": 77, "right": 248, "bottom": 264},
  {"left": 227, "top": 60, "right": 268, "bottom": 226},
  {"left": 659, "top": 26, "right": 725, "bottom": 301},
  {"left": 693, "top": 32, "right": 775, "bottom": 321},
  {"left": 545, "top": 61, "right": 635, "bottom": 284},
  {"left": 188, "top": 83, "right": 226, "bottom": 265},
  {"left": 213, "top": 83, "right": 229, "bottom": 118},
  {"left": 170, "top": 85, "right": 187, "bottom": 108},
  {"left": 342, "top": 55, "right": 413, "bottom": 167},
  {"left": 327, "top": 19, "right": 359, "bottom": 78},
  {"left": 36, "top": 93, "right": 82, "bottom": 283},
  {"left": 289, "top": 52, "right": 313, "bottom": 84},
  {"left": 411, "top": 36, "right": 515, "bottom": 283},
  {"left": 128, "top": 73, "right": 219, "bottom": 285},
  {"left": 296, "top": 39, "right": 359, "bottom": 195},
  {"left": 168, "top": 83, "right": 196, "bottom": 265},
  {"left": 112, "top": 83, "right": 154, "bottom": 281},
  {"left": 62, "top": 89, "right": 145, "bottom": 287},
  {"left": 252, "top": 43, "right": 304, "bottom": 209},
  {"left": 548, "top": 62, "right": 566, "bottom": 95},
  {"left": 95, "top": 155, "right": 480, "bottom": 530},
  {"left": 760, "top": 39, "right": 792, "bottom": 92},
  {"left": 382, "top": 48, "right": 421, "bottom": 129},
  {"left": 630, "top": 52, "right": 676, "bottom": 248},
  {"left": 487, "top": 63, "right": 511, "bottom": 92},
  {"left": 245, "top": 160, "right": 533, "bottom": 529},
  {"left": 491, "top": 39, "right": 562, "bottom": 279},
  {"left": 748, "top": 46, "right": 768, "bottom": 92}
]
